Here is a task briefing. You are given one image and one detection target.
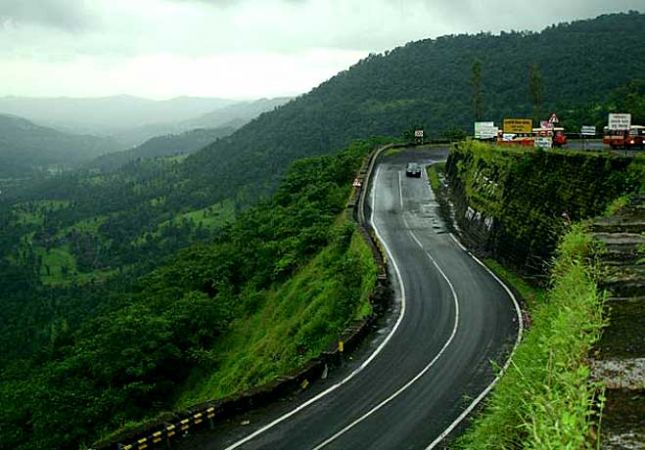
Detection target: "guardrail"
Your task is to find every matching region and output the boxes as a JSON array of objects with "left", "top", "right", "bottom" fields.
[{"left": 92, "top": 143, "right": 395, "bottom": 450}]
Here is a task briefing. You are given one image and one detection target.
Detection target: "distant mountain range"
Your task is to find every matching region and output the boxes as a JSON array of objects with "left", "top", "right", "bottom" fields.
[
  {"left": 0, "top": 95, "right": 236, "bottom": 133},
  {"left": 0, "top": 96, "right": 294, "bottom": 177},
  {"left": 0, "top": 114, "right": 120, "bottom": 177},
  {"left": 88, "top": 126, "right": 237, "bottom": 171},
  {"left": 0, "top": 95, "right": 292, "bottom": 147}
]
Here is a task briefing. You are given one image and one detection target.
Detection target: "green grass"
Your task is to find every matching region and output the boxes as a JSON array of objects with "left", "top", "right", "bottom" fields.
[
  {"left": 603, "top": 195, "right": 630, "bottom": 216},
  {"left": 133, "top": 200, "right": 235, "bottom": 245},
  {"left": 34, "top": 242, "right": 117, "bottom": 286},
  {"left": 175, "top": 226, "right": 377, "bottom": 407},
  {"left": 12, "top": 200, "right": 71, "bottom": 226},
  {"left": 426, "top": 162, "right": 445, "bottom": 194},
  {"left": 177, "top": 200, "right": 235, "bottom": 229},
  {"left": 483, "top": 258, "right": 546, "bottom": 307},
  {"left": 37, "top": 245, "right": 77, "bottom": 284},
  {"left": 459, "top": 225, "right": 605, "bottom": 449}
]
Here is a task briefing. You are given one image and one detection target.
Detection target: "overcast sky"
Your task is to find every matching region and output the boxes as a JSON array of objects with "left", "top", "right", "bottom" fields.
[{"left": 0, "top": 0, "right": 642, "bottom": 100}]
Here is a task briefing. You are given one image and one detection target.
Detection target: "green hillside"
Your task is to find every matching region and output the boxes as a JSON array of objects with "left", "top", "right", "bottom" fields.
[
  {"left": 0, "top": 114, "right": 120, "bottom": 177},
  {"left": 88, "top": 126, "right": 236, "bottom": 171},
  {"left": 0, "top": 139, "right": 381, "bottom": 449}
]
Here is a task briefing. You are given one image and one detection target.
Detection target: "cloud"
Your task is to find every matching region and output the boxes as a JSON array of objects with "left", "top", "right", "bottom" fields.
[
  {"left": 0, "top": 0, "right": 642, "bottom": 98},
  {"left": 0, "top": 0, "right": 92, "bottom": 31}
]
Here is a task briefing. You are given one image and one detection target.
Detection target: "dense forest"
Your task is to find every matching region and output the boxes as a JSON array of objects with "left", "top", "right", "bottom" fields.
[
  {"left": 0, "top": 139, "right": 381, "bottom": 449},
  {"left": 1, "top": 11, "right": 644, "bottom": 450}
]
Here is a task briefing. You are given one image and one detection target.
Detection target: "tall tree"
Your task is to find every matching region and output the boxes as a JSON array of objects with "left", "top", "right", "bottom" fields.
[
  {"left": 528, "top": 64, "right": 544, "bottom": 121},
  {"left": 471, "top": 59, "right": 484, "bottom": 121}
]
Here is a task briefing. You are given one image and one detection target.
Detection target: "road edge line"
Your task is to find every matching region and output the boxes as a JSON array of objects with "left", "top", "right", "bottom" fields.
[{"left": 423, "top": 231, "right": 524, "bottom": 449}]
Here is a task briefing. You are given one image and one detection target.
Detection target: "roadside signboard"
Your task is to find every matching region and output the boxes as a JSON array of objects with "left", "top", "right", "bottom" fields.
[
  {"left": 535, "top": 136, "right": 552, "bottom": 149},
  {"left": 608, "top": 113, "right": 631, "bottom": 130},
  {"left": 503, "top": 118, "right": 532, "bottom": 134},
  {"left": 502, "top": 133, "right": 515, "bottom": 142},
  {"left": 580, "top": 125, "right": 596, "bottom": 136},
  {"left": 414, "top": 130, "right": 424, "bottom": 138},
  {"left": 548, "top": 113, "right": 559, "bottom": 124},
  {"left": 474, "top": 122, "right": 497, "bottom": 139},
  {"left": 540, "top": 120, "right": 553, "bottom": 130}
]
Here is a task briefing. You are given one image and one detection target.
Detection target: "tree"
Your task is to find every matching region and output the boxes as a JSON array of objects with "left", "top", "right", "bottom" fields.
[
  {"left": 529, "top": 64, "right": 544, "bottom": 121},
  {"left": 471, "top": 59, "right": 484, "bottom": 121}
]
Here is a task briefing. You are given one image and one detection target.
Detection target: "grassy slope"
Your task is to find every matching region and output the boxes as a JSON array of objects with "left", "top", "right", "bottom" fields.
[
  {"left": 177, "top": 226, "right": 377, "bottom": 407},
  {"left": 458, "top": 226, "right": 605, "bottom": 449}
]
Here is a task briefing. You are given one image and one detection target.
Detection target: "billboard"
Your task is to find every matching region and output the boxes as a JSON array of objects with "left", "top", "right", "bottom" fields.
[
  {"left": 503, "top": 118, "right": 532, "bottom": 134},
  {"left": 608, "top": 113, "right": 631, "bottom": 131},
  {"left": 535, "top": 136, "right": 552, "bottom": 149},
  {"left": 474, "top": 122, "right": 497, "bottom": 139}
]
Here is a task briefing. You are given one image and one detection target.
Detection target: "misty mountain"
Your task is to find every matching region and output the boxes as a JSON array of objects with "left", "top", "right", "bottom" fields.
[
  {"left": 112, "top": 97, "right": 293, "bottom": 147},
  {"left": 88, "top": 126, "right": 236, "bottom": 171},
  {"left": 183, "top": 97, "right": 292, "bottom": 129},
  {"left": 0, "top": 95, "right": 238, "bottom": 136},
  {"left": 0, "top": 114, "right": 120, "bottom": 178}
]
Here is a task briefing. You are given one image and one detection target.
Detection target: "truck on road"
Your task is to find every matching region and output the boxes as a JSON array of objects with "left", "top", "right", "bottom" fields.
[{"left": 603, "top": 125, "right": 645, "bottom": 149}]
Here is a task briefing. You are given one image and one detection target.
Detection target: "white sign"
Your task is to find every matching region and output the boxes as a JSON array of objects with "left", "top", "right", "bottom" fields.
[
  {"left": 548, "top": 113, "right": 559, "bottom": 124},
  {"left": 414, "top": 130, "right": 424, "bottom": 138},
  {"left": 608, "top": 113, "right": 632, "bottom": 131},
  {"left": 535, "top": 136, "right": 552, "bottom": 149},
  {"left": 580, "top": 126, "right": 596, "bottom": 136},
  {"left": 540, "top": 120, "right": 553, "bottom": 130},
  {"left": 502, "top": 133, "right": 515, "bottom": 142},
  {"left": 474, "top": 122, "right": 497, "bottom": 139}
]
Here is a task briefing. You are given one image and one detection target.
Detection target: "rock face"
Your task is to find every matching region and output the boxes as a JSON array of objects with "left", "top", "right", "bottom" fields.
[
  {"left": 591, "top": 195, "right": 645, "bottom": 449},
  {"left": 445, "top": 142, "right": 637, "bottom": 276}
]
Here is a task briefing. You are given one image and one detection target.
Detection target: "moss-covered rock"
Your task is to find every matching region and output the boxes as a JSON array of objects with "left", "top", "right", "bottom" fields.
[{"left": 446, "top": 141, "right": 641, "bottom": 274}]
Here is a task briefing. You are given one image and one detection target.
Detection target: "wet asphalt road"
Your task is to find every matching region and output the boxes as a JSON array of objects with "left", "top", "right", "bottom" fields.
[{"left": 178, "top": 147, "right": 520, "bottom": 450}]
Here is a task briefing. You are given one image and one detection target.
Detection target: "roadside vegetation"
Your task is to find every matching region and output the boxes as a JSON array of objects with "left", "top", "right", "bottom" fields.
[
  {"left": 425, "top": 161, "right": 444, "bottom": 193},
  {"left": 458, "top": 225, "right": 605, "bottom": 449},
  {"left": 0, "top": 139, "right": 381, "bottom": 450}
]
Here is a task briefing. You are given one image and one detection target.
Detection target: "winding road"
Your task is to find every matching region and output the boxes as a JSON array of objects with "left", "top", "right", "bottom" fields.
[{"left": 179, "top": 147, "right": 521, "bottom": 450}]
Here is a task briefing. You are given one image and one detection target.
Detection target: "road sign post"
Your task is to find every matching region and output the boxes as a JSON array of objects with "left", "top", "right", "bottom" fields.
[{"left": 580, "top": 126, "right": 596, "bottom": 151}]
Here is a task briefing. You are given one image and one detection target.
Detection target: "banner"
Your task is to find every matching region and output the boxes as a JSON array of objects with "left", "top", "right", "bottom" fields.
[{"left": 503, "top": 118, "right": 532, "bottom": 134}]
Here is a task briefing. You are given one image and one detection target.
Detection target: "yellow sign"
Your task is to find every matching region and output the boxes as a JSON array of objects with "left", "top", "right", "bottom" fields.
[{"left": 503, "top": 118, "right": 533, "bottom": 134}]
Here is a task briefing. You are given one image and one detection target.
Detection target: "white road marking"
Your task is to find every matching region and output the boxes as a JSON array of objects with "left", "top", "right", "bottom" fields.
[
  {"left": 422, "top": 180, "right": 524, "bottom": 450},
  {"left": 311, "top": 170, "right": 461, "bottom": 449},
  {"left": 223, "top": 165, "right": 408, "bottom": 450}
]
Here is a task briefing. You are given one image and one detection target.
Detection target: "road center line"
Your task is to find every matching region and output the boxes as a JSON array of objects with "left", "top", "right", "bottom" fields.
[{"left": 311, "top": 170, "right": 461, "bottom": 449}]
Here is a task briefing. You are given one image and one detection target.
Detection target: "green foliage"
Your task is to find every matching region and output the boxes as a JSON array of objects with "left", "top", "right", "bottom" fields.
[
  {"left": 446, "top": 140, "right": 639, "bottom": 272},
  {"left": 0, "top": 140, "right": 378, "bottom": 450},
  {"left": 528, "top": 64, "right": 544, "bottom": 121},
  {"left": 483, "top": 258, "right": 546, "bottom": 307},
  {"left": 426, "top": 163, "right": 442, "bottom": 193},
  {"left": 177, "top": 229, "right": 376, "bottom": 405},
  {"left": 459, "top": 225, "right": 605, "bottom": 449}
]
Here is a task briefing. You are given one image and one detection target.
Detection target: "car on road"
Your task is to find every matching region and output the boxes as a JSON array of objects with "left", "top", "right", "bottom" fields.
[{"left": 405, "top": 162, "right": 422, "bottom": 178}]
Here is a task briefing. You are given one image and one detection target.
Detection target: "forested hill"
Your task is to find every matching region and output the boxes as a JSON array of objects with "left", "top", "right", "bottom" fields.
[
  {"left": 0, "top": 114, "right": 120, "bottom": 177},
  {"left": 88, "top": 126, "right": 236, "bottom": 172},
  {"left": 173, "top": 11, "right": 645, "bottom": 209}
]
